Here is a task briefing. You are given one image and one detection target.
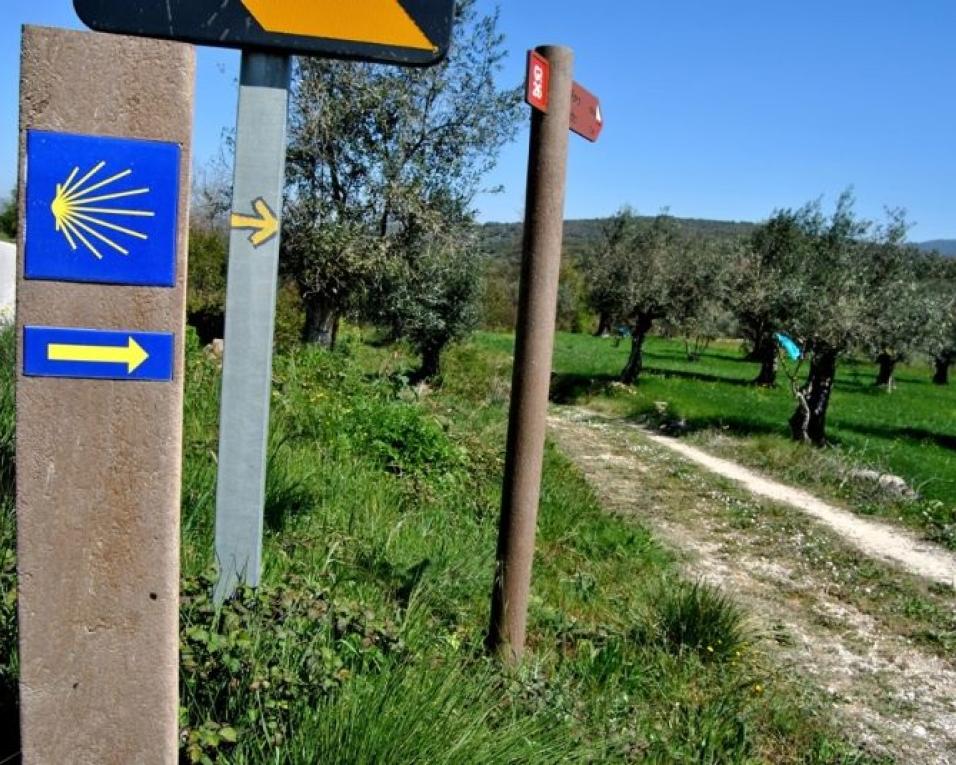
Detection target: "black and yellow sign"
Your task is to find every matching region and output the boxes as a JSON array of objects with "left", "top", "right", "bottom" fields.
[{"left": 73, "top": 0, "right": 454, "bottom": 66}]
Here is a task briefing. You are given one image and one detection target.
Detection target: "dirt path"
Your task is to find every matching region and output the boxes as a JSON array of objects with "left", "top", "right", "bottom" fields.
[
  {"left": 548, "top": 408, "right": 956, "bottom": 764},
  {"left": 639, "top": 427, "right": 956, "bottom": 586}
]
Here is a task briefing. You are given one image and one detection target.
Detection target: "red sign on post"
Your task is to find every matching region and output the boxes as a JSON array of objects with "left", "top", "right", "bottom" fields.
[
  {"left": 525, "top": 50, "right": 550, "bottom": 113},
  {"left": 570, "top": 82, "right": 603, "bottom": 142}
]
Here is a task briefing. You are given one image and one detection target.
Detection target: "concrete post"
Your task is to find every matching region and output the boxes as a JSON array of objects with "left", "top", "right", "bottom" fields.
[
  {"left": 487, "top": 45, "right": 574, "bottom": 663},
  {"left": 15, "top": 26, "right": 193, "bottom": 764}
]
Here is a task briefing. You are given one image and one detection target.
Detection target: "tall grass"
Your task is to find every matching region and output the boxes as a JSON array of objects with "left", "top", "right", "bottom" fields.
[
  {"left": 177, "top": 334, "right": 888, "bottom": 762},
  {"left": 0, "top": 327, "right": 14, "bottom": 499},
  {"left": 280, "top": 663, "right": 581, "bottom": 764},
  {"left": 0, "top": 327, "right": 881, "bottom": 763},
  {"left": 635, "top": 580, "right": 751, "bottom": 662},
  {"left": 0, "top": 327, "right": 17, "bottom": 754}
]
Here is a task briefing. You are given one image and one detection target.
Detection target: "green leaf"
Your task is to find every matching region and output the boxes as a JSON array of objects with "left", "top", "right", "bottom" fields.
[{"left": 219, "top": 726, "right": 238, "bottom": 743}]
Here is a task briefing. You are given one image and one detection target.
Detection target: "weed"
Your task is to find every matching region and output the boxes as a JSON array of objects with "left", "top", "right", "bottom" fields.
[
  {"left": 179, "top": 571, "right": 404, "bottom": 763},
  {"left": 635, "top": 579, "right": 752, "bottom": 662}
]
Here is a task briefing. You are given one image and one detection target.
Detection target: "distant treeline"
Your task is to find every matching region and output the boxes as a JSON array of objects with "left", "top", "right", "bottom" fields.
[
  {"left": 479, "top": 217, "right": 954, "bottom": 261},
  {"left": 478, "top": 216, "right": 757, "bottom": 261}
]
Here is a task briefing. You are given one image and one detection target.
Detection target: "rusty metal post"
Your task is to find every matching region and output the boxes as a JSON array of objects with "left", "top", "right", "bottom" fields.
[
  {"left": 15, "top": 26, "right": 193, "bottom": 763},
  {"left": 487, "top": 45, "right": 573, "bottom": 663}
]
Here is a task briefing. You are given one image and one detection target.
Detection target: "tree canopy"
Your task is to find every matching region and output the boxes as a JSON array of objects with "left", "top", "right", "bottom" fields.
[
  {"left": 583, "top": 208, "right": 732, "bottom": 383},
  {"left": 282, "top": 0, "right": 521, "bottom": 357}
]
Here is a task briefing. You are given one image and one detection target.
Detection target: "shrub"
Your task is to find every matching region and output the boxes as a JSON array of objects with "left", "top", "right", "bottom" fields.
[
  {"left": 275, "top": 347, "right": 467, "bottom": 479},
  {"left": 179, "top": 572, "right": 404, "bottom": 763},
  {"left": 187, "top": 228, "right": 228, "bottom": 344},
  {"left": 347, "top": 399, "right": 465, "bottom": 477},
  {"left": 0, "top": 188, "right": 16, "bottom": 240}
]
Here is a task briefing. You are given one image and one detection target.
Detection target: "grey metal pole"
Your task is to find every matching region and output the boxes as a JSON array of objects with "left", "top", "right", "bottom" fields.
[
  {"left": 214, "top": 51, "right": 291, "bottom": 603},
  {"left": 487, "top": 45, "right": 574, "bottom": 663}
]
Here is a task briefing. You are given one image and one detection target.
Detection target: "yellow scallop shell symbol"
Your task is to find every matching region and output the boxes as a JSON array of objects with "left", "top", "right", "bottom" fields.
[{"left": 50, "top": 161, "right": 155, "bottom": 260}]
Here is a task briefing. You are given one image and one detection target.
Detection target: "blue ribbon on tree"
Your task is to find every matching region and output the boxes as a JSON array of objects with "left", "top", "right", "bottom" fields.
[{"left": 774, "top": 332, "right": 802, "bottom": 361}]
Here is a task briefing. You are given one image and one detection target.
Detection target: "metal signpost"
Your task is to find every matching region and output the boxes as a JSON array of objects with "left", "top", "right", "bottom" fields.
[
  {"left": 69, "top": 0, "right": 456, "bottom": 607},
  {"left": 15, "top": 26, "right": 194, "bottom": 762},
  {"left": 570, "top": 82, "right": 605, "bottom": 143},
  {"left": 213, "top": 52, "right": 291, "bottom": 602},
  {"left": 73, "top": 0, "right": 454, "bottom": 65},
  {"left": 488, "top": 46, "right": 604, "bottom": 663}
]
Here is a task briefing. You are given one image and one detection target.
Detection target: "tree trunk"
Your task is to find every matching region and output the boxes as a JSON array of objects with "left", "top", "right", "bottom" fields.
[
  {"left": 412, "top": 343, "right": 443, "bottom": 383},
  {"left": 302, "top": 295, "right": 338, "bottom": 348},
  {"left": 789, "top": 349, "right": 838, "bottom": 445},
  {"left": 933, "top": 355, "right": 951, "bottom": 386},
  {"left": 620, "top": 315, "right": 652, "bottom": 385},
  {"left": 331, "top": 315, "right": 341, "bottom": 349},
  {"left": 753, "top": 337, "right": 778, "bottom": 386},
  {"left": 744, "top": 331, "right": 767, "bottom": 361},
  {"left": 594, "top": 312, "right": 612, "bottom": 337},
  {"left": 874, "top": 353, "right": 896, "bottom": 388},
  {"left": 744, "top": 322, "right": 775, "bottom": 362}
]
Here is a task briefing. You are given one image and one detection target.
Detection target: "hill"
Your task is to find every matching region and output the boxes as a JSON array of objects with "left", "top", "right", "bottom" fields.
[
  {"left": 482, "top": 219, "right": 956, "bottom": 260},
  {"left": 916, "top": 240, "right": 956, "bottom": 257},
  {"left": 480, "top": 216, "right": 756, "bottom": 258}
]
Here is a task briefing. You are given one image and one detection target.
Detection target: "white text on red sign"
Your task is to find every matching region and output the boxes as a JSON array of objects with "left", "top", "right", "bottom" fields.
[{"left": 525, "top": 50, "right": 550, "bottom": 113}]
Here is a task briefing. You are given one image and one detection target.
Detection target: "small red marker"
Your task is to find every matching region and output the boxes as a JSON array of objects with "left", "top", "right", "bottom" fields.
[{"left": 525, "top": 50, "right": 550, "bottom": 113}]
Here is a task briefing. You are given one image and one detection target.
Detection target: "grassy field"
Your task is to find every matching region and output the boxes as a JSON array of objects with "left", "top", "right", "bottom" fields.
[
  {"left": 476, "top": 331, "right": 956, "bottom": 549},
  {"left": 0, "top": 326, "right": 886, "bottom": 762}
]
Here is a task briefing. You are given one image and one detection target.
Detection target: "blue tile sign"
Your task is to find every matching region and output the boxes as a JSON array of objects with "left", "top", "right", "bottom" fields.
[
  {"left": 24, "top": 130, "right": 181, "bottom": 287},
  {"left": 23, "top": 326, "right": 175, "bottom": 381}
]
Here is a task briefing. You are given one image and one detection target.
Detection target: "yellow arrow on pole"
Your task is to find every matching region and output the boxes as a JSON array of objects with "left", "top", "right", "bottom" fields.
[
  {"left": 230, "top": 197, "right": 279, "bottom": 248},
  {"left": 48, "top": 336, "right": 149, "bottom": 374},
  {"left": 241, "top": 0, "right": 436, "bottom": 52}
]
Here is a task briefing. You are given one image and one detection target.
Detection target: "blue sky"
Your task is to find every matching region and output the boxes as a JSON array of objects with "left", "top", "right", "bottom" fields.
[{"left": 1, "top": 1, "right": 954, "bottom": 239}]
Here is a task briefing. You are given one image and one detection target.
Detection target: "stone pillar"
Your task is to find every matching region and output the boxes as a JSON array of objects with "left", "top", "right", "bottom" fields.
[{"left": 15, "top": 26, "right": 194, "bottom": 764}]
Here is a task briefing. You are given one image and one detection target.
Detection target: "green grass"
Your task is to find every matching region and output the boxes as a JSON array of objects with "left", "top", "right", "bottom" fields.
[
  {"left": 475, "top": 331, "right": 956, "bottom": 549},
  {"left": 0, "top": 326, "right": 884, "bottom": 762}
]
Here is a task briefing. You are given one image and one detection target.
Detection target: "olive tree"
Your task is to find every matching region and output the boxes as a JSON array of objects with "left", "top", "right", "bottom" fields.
[
  {"left": 583, "top": 209, "right": 727, "bottom": 384},
  {"left": 928, "top": 308, "right": 956, "bottom": 385},
  {"left": 658, "top": 239, "right": 734, "bottom": 361},
  {"left": 282, "top": 0, "right": 521, "bottom": 346},
  {"left": 729, "top": 209, "right": 811, "bottom": 386},
  {"left": 372, "top": 196, "right": 482, "bottom": 380},
  {"left": 924, "top": 256, "right": 956, "bottom": 385},
  {"left": 581, "top": 207, "right": 641, "bottom": 338},
  {"left": 783, "top": 193, "right": 910, "bottom": 443},
  {"left": 859, "top": 223, "right": 931, "bottom": 389}
]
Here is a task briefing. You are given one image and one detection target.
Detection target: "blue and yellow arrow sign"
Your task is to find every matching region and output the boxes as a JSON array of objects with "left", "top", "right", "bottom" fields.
[
  {"left": 23, "top": 327, "right": 175, "bottom": 381},
  {"left": 24, "top": 130, "right": 181, "bottom": 287}
]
